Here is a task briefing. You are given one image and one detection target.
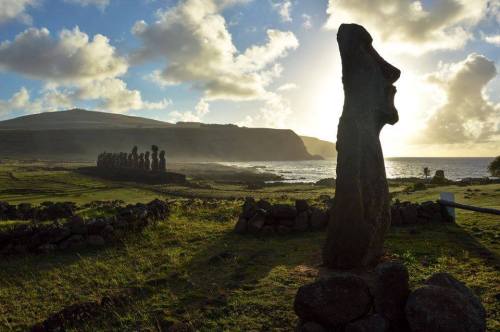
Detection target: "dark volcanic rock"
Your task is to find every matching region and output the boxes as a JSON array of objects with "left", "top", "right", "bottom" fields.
[
  {"left": 272, "top": 204, "right": 297, "bottom": 220},
  {"left": 294, "top": 212, "right": 309, "bottom": 232},
  {"left": 405, "top": 273, "right": 486, "bottom": 332},
  {"left": 296, "top": 321, "right": 327, "bottom": 332},
  {"left": 323, "top": 23, "right": 400, "bottom": 268},
  {"left": 345, "top": 314, "right": 387, "bottom": 332},
  {"left": 295, "top": 199, "right": 309, "bottom": 213},
  {"left": 310, "top": 208, "right": 328, "bottom": 230},
  {"left": 294, "top": 273, "right": 372, "bottom": 328},
  {"left": 373, "top": 261, "right": 409, "bottom": 331},
  {"left": 247, "top": 209, "right": 267, "bottom": 234},
  {"left": 234, "top": 216, "right": 248, "bottom": 234}
]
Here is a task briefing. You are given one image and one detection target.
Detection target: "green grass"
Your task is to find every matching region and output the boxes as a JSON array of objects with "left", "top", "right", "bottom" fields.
[{"left": 0, "top": 161, "right": 498, "bottom": 331}]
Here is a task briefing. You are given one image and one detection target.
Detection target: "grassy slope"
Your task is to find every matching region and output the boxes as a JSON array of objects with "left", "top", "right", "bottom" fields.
[{"left": 0, "top": 162, "right": 498, "bottom": 331}]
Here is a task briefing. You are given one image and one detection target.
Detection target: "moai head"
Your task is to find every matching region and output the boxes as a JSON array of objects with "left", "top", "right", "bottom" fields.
[
  {"left": 337, "top": 24, "right": 401, "bottom": 130},
  {"left": 132, "top": 146, "right": 138, "bottom": 155},
  {"left": 151, "top": 145, "right": 159, "bottom": 154},
  {"left": 159, "top": 150, "right": 165, "bottom": 158}
]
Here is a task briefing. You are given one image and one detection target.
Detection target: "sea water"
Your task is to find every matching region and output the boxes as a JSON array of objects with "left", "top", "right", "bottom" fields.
[{"left": 220, "top": 158, "right": 495, "bottom": 183}]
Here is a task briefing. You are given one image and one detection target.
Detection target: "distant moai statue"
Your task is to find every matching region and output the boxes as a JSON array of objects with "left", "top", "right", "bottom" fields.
[
  {"left": 127, "top": 153, "right": 133, "bottom": 168},
  {"left": 132, "top": 146, "right": 139, "bottom": 169},
  {"left": 97, "top": 153, "right": 103, "bottom": 168},
  {"left": 145, "top": 151, "right": 151, "bottom": 171},
  {"left": 151, "top": 145, "right": 159, "bottom": 171},
  {"left": 139, "top": 153, "right": 145, "bottom": 170},
  {"left": 159, "top": 150, "right": 166, "bottom": 172}
]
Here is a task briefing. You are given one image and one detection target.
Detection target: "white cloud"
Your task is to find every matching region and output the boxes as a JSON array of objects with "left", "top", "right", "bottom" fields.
[
  {"left": 133, "top": 0, "right": 298, "bottom": 101},
  {"left": 0, "top": 87, "right": 74, "bottom": 118},
  {"left": 0, "top": 26, "right": 168, "bottom": 114},
  {"left": 0, "top": 27, "right": 127, "bottom": 84},
  {"left": 302, "top": 14, "right": 312, "bottom": 29},
  {"left": 271, "top": 0, "right": 292, "bottom": 22},
  {"left": 64, "top": 0, "right": 110, "bottom": 10},
  {"left": 325, "top": 0, "right": 488, "bottom": 53},
  {"left": 168, "top": 98, "right": 210, "bottom": 122},
  {"left": 0, "top": 0, "right": 36, "bottom": 25},
  {"left": 74, "top": 78, "right": 171, "bottom": 113},
  {"left": 237, "top": 92, "right": 292, "bottom": 128},
  {"left": 277, "top": 83, "right": 298, "bottom": 92},
  {"left": 482, "top": 33, "right": 500, "bottom": 46},
  {"left": 418, "top": 53, "right": 499, "bottom": 144}
]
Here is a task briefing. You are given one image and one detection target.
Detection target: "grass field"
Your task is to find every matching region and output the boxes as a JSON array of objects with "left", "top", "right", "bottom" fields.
[{"left": 0, "top": 161, "right": 498, "bottom": 331}]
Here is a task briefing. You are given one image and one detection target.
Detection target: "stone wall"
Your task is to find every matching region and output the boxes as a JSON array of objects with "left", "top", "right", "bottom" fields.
[
  {"left": 234, "top": 198, "right": 329, "bottom": 235},
  {"left": 234, "top": 198, "right": 452, "bottom": 235},
  {"left": 0, "top": 201, "right": 76, "bottom": 221},
  {"left": 0, "top": 199, "right": 169, "bottom": 255}
]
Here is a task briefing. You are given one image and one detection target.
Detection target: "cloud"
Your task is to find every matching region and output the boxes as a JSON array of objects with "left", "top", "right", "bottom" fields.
[
  {"left": 482, "top": 33, "right": 500, "bottom": 46},
  {"left": 418, "top": 53, "right": 499, "bottom": 144},
  {"left": 64, "top": 0, "right": 110, "bottom": 10},
  {"left": 0, "top": 0, "right": 36, "bottom": 25},
  {"left": 237, "top": 92, "right": 292, "bottom": 128},
  {"left": 325, "top": 0, "right": 488, "bottom": 53},
  {"left": 132, "top": 0, "right": 298, "bottom": 101},
  {"left": 302, "top": 14, "right": 312, "bottom": 29},
  {"left": 74, "top": 78, "right": 171, "bottom": 113},
  {"left": 0, "top": 26, "right": 127, "bottom": 84},
  {"left": 0, "top": 87, "right": 74, "bottom": 118},
  {"left": 271, "top": 0, "right": 292, "bottom": 22},
  {"left": 277, "top": 83, "right": 298, "bottom": 92},
  {"left": 0, "top": 26, "right": 167, "bottom": 114},
  {"left": 168, "top": 98, "right": 210, "bottom": 122}
]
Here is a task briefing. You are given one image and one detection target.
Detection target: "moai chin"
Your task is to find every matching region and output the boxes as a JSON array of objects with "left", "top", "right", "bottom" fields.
[
  {"left": 323, "top": 24, "right": 400, "bottom": 269},
  {"left": 151, "top": 145, "right": 159, "bottom": 172}
]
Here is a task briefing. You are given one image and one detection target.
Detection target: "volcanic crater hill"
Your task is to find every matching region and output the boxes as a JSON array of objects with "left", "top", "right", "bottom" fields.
[{"left": 0, "top": 109, "right": 319, "bottom": 162}]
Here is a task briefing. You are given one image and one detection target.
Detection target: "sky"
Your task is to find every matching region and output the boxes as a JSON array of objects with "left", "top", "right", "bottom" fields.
[{"left": 0, "top": 0, "right": 498, "bottom": 157}]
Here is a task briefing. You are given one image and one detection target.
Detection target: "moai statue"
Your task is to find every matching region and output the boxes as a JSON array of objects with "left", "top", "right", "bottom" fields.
[
  {"left": 145, "top": 151, "right": 151, "bottom": 171},
  {"left": 151, "top": 145, "right": 159, "bottom": 172},
  {"left": 323, "top": 24, "right": 401, "bottom": 269},
  {"left": 159, "top": 150, "right": 166, "bottom": 172},
  {"left": 139, "top": 153, "right": 145, "bottom": 170},
  {"left": 97, "top": 153, "right": 102, "bottom": 168},
  {"left": 132, "top": 146, "right": 139, "bottom": 169},
  {"left": 127, "top": 153, "right": 133, "bottom": 168}
]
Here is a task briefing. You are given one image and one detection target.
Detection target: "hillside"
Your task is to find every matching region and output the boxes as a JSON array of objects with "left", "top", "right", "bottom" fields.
[
  {"left": 0, "top": 109, "right": 174, "bottom": 130},
  {"left": 300, "top": 136, "right": 337, "bottom": 159},
  {"left": 0, "top": 109, "right": 318, "bottom": 162}
]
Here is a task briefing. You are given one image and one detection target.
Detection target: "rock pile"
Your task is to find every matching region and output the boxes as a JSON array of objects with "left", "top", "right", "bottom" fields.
[
  {"left": 294, "top": 262, "right": 486, "bottom": 332},
  {"left": 234, "top": 199, "right": 452, "bottom": 235},
  {"left": 0, "top": 199, "right": 169, "bottom": 255},
  {"left": 0, "top": 201, "right": 76, "bottom": 221},
  {"left": 234, "top": 198, "right": 329, "bottom": 235},
  {"left": 391, "top": 200, "right": 452, "bottom": 226}
]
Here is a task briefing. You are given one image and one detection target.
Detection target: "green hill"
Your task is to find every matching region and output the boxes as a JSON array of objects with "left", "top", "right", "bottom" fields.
[{"left": 0, "top": 109, "right": 319, "bottom": 162}]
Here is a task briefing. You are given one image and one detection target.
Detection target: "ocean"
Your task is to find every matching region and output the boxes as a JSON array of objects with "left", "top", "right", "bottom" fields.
[{"left": 220, "top": 158, "right": 495, "bottom": 183}]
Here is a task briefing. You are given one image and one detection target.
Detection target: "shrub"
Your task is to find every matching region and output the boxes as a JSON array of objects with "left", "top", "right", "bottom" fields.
[{"left": 488, "top": 156, "right": 500, "bottom": 177}]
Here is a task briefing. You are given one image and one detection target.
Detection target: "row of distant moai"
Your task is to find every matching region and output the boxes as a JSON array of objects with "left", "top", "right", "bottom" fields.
[{"left": 97, "top": 146, "right": 166, "bottom": 172}]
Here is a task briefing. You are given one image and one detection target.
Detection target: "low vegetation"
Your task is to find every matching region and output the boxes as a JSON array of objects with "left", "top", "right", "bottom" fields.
[{"left": 0, "top": 161, "right": 498, "bottom": 331}]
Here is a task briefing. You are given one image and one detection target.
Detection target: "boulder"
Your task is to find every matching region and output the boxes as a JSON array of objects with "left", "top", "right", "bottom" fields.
[
  {"left": 295, "top": 200, "right": 309, "bottom": 213},
  {"left": 294, "top": 273, "right": 372, "bottom": 328},
  {"left": 234, "top": 216, "right": 248, "bottom": 234},
  {"left": 59, "top": 235, "right": 85, "bottom": 250},
  {"left": 276, "top": 225, "right": 292, "bottom": 235},
  {"left": 294, "top": 212, "right": 309, "bottom": 232},
  {"left": 256, "top": 199, "right": 272, "bottom": 212},
  {"left": 242, "top": 197, "right": 257, "bottom": 219},
  {"left": 272, "top": 204, "right": 297, "bottom": 220},
  {"left": 373, "top": 261, "right": 409, "bottom": 331},
  {"left": 67, "top": 216, "right": 87, "bottom": 235},
  {"left": 87, "top": 235, "right": 105, "bottom": 246},
  {"left": 400, "top": 205, "right": 418, "bottom": 225},
  {"left": 345, "top": 314, "right": 387, "bottom": 332},
  {"left": 405, "top": 274, "right": 486, "bottom": 332},
  {"left": 247, "top": 209, "right": 267, "bottom": 234},
  {"left": 310, "top": 208, "right": 328, "bottom": 230},
  {"left": 295, "top": 321, "right": 327, "bottom": 332}
]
